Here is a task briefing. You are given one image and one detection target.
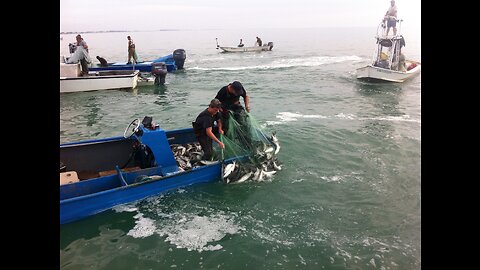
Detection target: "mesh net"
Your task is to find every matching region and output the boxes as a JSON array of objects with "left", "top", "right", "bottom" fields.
[
  {"left": 217, "top": 110, "right": 281, "bottom": 183},
  {"left": 216, "top": 110, "right": 274, "bottom": 161}
]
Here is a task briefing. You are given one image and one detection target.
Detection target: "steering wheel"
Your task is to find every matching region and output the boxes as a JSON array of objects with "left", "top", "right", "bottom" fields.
[{"left": 124, "top": 118, "right": 140, "bottom": 138}]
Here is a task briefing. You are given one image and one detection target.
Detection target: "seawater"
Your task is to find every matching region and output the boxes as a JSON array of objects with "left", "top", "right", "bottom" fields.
[{"left": 60, "top": 27, "right": 421, "bottom": 269}]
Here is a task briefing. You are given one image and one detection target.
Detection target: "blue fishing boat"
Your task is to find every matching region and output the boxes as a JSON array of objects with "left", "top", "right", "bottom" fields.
[
  {"left": 89, "top": 49, "right": 186, "bottom": 73},
  {"left": 60, "top": 117, "right": 280, "bottom": 225}
]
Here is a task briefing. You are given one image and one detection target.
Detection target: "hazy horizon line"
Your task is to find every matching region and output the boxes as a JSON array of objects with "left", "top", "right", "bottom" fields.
[{"left": 60, "top": 26, "right": 384, "bottom": 35}]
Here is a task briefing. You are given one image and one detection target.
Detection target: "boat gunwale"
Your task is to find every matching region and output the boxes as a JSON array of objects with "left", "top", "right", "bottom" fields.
[
  {"left": 60, "top": 70, "right": 140, "bottom": 80},
  {"left": 59, "top": 155, "right": 244, "bottom": 205}
]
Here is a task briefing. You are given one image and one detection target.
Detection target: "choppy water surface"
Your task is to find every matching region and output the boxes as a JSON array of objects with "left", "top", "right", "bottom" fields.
[{"left": 60, "top": 27, "right": 421, "bottom": 269}]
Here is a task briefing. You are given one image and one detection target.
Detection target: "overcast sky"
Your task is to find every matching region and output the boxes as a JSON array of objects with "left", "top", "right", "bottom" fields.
[{"left": 60, "top": 0, "right": 421, "bottom": 32}]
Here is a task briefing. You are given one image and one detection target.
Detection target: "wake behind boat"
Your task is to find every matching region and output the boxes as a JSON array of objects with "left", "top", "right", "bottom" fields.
[
  {"left": 356, "top": 19, "right": 420, "bottom": 83},
  {"left": 216, "top": 38, "right": 274, "bottom": 53}
]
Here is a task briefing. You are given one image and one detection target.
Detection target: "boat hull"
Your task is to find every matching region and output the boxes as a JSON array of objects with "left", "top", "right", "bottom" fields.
[
  {"left": 60, "top": 70, "right": 139, "bottom": 93},
  {"left": 60, "top": 126, "right": 244, "bottom": 224},
  {"left": 89, "top": 54, "right": 178, "bottom": 73},
  {"left": 356, "top": 60, "right": 421, "bottom": 82},
  {"left": 60, "top": 163, "right": 221, "bottom": 224},
  {"left": 89, "top": 61, "right": 176, "bottom": 73}
]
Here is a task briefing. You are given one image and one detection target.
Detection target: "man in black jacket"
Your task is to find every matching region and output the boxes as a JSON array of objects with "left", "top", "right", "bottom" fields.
[
  {"left": 193, "top": 99, "right": 225, "bottom": 161},
  {"left": 214, "top": 81, "right": 252, "bottom": 148}
]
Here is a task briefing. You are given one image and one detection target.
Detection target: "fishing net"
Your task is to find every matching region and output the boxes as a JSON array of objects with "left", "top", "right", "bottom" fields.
[
  {"left": 216, "top": 110, "right": 278, "bottom": 161},
  {"left": 216, "top": 110, "right": 281, "bottom": 183},
  {"left": 171, "top": 109, "right": 281, "bottom": 183}
]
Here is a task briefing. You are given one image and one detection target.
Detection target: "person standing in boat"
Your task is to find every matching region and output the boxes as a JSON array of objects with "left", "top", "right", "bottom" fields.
[
  {"left": 238, "top": 39, "right": 244, "bottom": 47},
  {"left": 127, "top": 36, "right": 137, "bottom": 64},
  {"left": 215, "top": 80, "right": 250, "bottom": 121},
  {"left": 214, "top": 81, "right": 252, "bottom": 147},
  {"left": 193, "top": 99, "right": 225, "bottom": 161},
  {"left": 384, "top": 0, "right": 398, "bottom": 36},
  {"left": 256, "top": 37, "right": 263, "bottom": 46},
  {"left": 71, "top": 34, "right": 90, "bottom": 76},
  {"left": 75, "top": 34, "right": 89, "bottom": 52}
]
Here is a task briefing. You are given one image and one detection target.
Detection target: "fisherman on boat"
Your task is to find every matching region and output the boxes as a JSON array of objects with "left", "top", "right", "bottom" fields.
[
  {"left": 238, "top": 39, "right": 244, "bottom": 47},
  {"left": 66, "top": 34, "right": 91, "bottom": 76},
  {"left": 193, "top": 99, "right": 225, "bottom": 161},
  {"left": 214, "top": 81, "right": 253, "bottom": 149},
  {"left": 384, "top": 0, "right": 398, "bottom": 36},
  {"left": 127, "top": 35, "right": 137, "bottom": 64},
  {"left": 256, "top": 37, "right": 263, "bottom": 46}
]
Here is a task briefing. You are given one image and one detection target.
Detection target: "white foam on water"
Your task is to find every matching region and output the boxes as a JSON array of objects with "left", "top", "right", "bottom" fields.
[
  {"left": 265, "top": 120, "right": 283, "bottom": 126},
  {"left": 156, "top": 213, "right": 244, "bottom": 252},
  {"left": 335, "top": 113, "right": 356, "bottom": 120},
  {"left": 277, "top": 112, "right": 303, "bottom": 122},
  {"left": 188, "top": 55, "right": 362, "bottom": 71},
  {"left": 298, "top": 254, "right": 307, "bottom": 265},
  {"left": 127, "top": 212, "right": 156, "bottom": 238},
  {"left": 268, "top": 111, "right": 420, "bottom": 126},
  {"left": 188, "top": 56, "right": 226, "bottom": 63},
  {"left": 278, "top": 112, "right": 328, "bottom": 122},
  {"left": 320, "top": 175, "right": 342, "bottom": 183},
  {"left": 270, "top": 55, "right": 362, "bottom": 68},
  {"left": 371, "top": 115, "right": 421, "bottom": 124},
  {"left": 291, "top": 178, "right": 305, "bottom": 183},
  {"left": 266, "top": 112, "right": 329, "bottom": 126},
  {"left": 303, "top": 114, "right": 327, "bottom": 119},
  {"left": 112, "top": 204, "right": 138, "bottom": 213}
]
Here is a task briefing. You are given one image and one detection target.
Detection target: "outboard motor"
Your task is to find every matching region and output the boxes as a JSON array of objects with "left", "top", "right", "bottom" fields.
[
  {"left": 267, "top": 42, "right": 274, "bottom": 51},
  {"left": 172, "top": 49, "right": 186, "bottom": 69},
  {"left": 151, "top": 62, "right": 167, "bottom": 85},
  {"left": 68, "top": 43, "right": 77, "bottom": 54}
]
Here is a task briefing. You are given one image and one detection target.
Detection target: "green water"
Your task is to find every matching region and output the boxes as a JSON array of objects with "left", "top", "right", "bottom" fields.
[{"left": 60, "top": 28, "right": 421, "bottom": 269}]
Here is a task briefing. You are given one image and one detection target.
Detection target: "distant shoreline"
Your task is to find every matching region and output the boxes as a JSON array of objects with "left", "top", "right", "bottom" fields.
[{"left": 60, "top": 29, "right": 183, "bottom": 35}]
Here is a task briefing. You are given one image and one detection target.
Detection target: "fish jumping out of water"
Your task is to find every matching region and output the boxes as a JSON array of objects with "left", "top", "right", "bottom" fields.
[{"left": 270, "top": 132, "right": 280, "bottom": 155}]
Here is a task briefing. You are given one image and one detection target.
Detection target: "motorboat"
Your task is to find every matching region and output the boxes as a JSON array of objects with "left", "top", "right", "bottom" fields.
[
  {"left": 356, "top": 19, "right": 421, "bottom": 83},
  {"left": 88, "top": 49, "right": 187, "bottom": 73},
  {"left": 60, "top": 62, "right": 139, "bottom": 93},
  {"left": 60, "top": 117, "right": 280, "bottom": 224},
  {"left": 216, "top": 38, "right": 274, "bottom": 53},
  {"left": 62, "top": 43, "right": 185, "bottom": 79}
]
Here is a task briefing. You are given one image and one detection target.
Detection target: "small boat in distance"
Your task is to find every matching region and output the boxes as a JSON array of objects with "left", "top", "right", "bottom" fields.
[
  {"left": 60, "top": 62, "right": 139, "bottom": 93},
  {"left": 356, "top": 19, "right": 421, "bottom": 83},
  {"left": 216, "top": 38, "right": 274, "bottom": 53}
]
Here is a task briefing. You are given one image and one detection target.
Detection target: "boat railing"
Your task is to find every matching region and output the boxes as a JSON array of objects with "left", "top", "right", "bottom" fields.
[
  {"left": 376, "top": 18, "right": 403, "bottom": 39},
  {"left": 372, "top": 18, "right": 405, "bottom": 69}
]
